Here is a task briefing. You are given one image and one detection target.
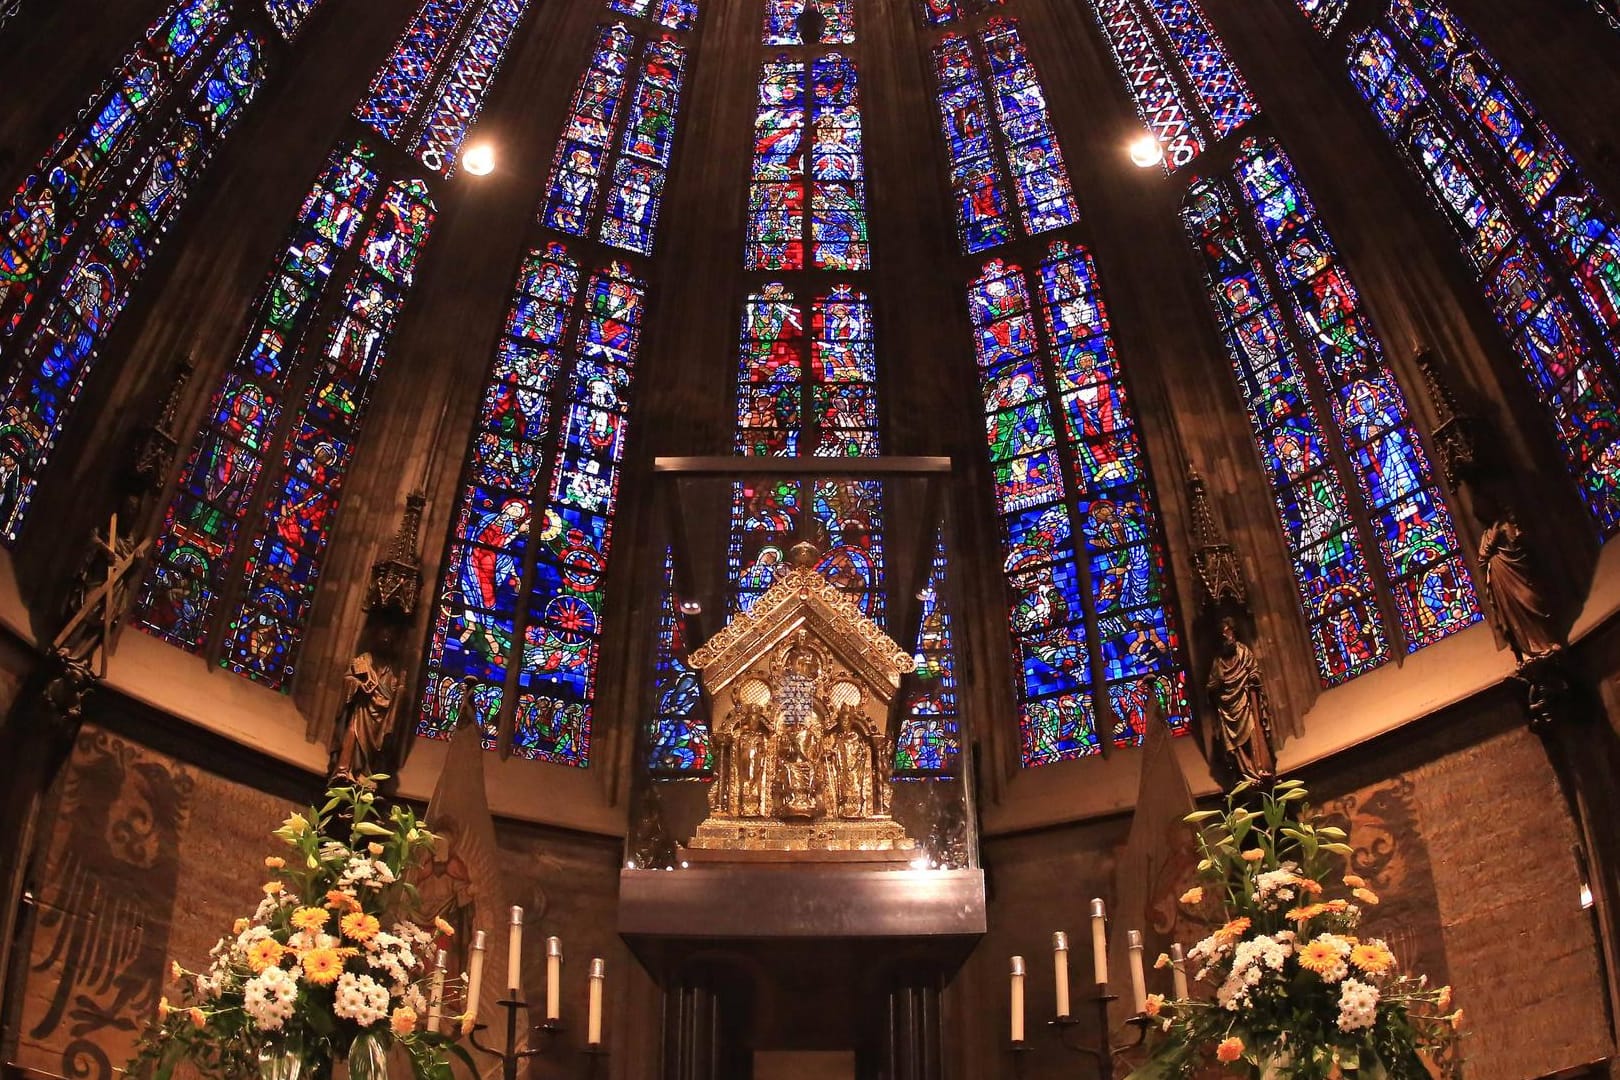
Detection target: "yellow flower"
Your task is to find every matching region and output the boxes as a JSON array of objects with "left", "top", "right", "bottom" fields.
[
  {"left": 1343, "top": 873, "right": 1367, "bottom": 889},
  {"left": 368, "top": 842, "right": 385, "bottom": 856},
  {"left": 326, "top": 889, "right": 361, "bottom": 913},
  {"left": 171, "top": 960, "right": 184, "bottom": 981},
  {"left": 341, "top": 911, "right": 382, "bottom": 943},
  {"left": 188, "top": 1007, "right": 207, "bottom": 1028},
  {"left": 1349, "top": 943, "right": 1394, "bottom": 974},
  {"left": 284, "top": 812, "right": 310, "bottom": 835},
  {"left": 1216, "top": 1036, "right": 1244, "bottom": 1064},
  {"left": 247, "top": 938, "right": 286, "bottom": 973},
  {"left": 1154, "top": 952, "right": 1170, "bottom": 970},
  {"left": 233, "top": 917, "right": 250, "bottom": 935},
  {"left": 1436, "top": 985, "right": 1452, "bottom": 1011},
  {"left": 1179, "top": 886, "right": 1203, "bottom": 905},
  {"left": 1143, "top": 993, "right": 1165, "bottom": 1017},
  {"left": 262, "top": 881, "right": 285, "bottom": 896},
  {"left": 264, "top": 855, "right": 286, "bottom": 870},
  {"left": 434, "top": 916, "right": 455, "bottom": 938},
  {"left": 391, "top": 1007, "right": 418, "bottom": 1036},
  {"left": 158, "top": 996, "right": 172, "bottom": 1018},
  {"left": 291, "top": 907, "right": 330, "bottom": 933},
  {"left": 1449, "top": 1008, "right": 1465, "bottom": 1030},
  {"left": 1298, "top": 940, "right": 1344, "bottom": 976},
  {"left": 301, "top": 947, "right": 344, "bottom": 985},
  {"left": 1241, "top": 849, "right": 1265, "bottom": 863}
]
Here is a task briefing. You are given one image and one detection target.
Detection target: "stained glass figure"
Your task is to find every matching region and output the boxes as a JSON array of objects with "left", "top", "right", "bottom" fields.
[
  {"left": 893, "top": 537, "right": 961, "bottom": 776},
  {"left": 918, "top": 0, "right": 1004, "bottom": 28},
  {"left": 412, "top": 0, "right": 531, "bottom": 175},
  {"left": 763, "top": 0, "right": 854, "bottom": 44},
  {"left": 541, "top": 29, "right": 689, "bottom": 255},
  {"left": 262, "top": 0, "right": 327, "bottom": 37},
  {"left": 1182, "top": 172, "right": 1395, "bottom": 684},
  {"left": 1086, "top": 0, "right": 1258, "bottom": 171},
  {"left": 1294, "top": 0, "right": 1348, "bottom": 36},
  {"left": 0, "top": 0, "right": 231, "bottom": 343},
  {"left": 1230, "top": 137, "right": 1479, "bottom": 651},
  {"left": 219, "top": 179, "right": 437, "bottom": 688},
  {"left": 419, "top": 252, "right": 647, "bottom": 766},
  {"left": 647, "top": 549, "right": 710, "bottom": 775},
  {"left": 928, "top": 20, "right": 1076, "bottom": 254},
  {"left": 1349, "top": 13, "right": 1620, "bottom": 533},
  {"left": 607, "top": 0, "right": 697, "bottom": 32},
  {"left": 0, "top": 30, "right": 267, "bottom": 542},
  {"left": 134, "top": 142, "right": 382, "bottom": 651},
  {"left": 745, "top": 55, "right": 871, "bottom": 271},
  {"left": 970, "top": 247, "right": 1190, "bottom": 766},
  {"left": 355, "top": 0, "right": 531, "bottom": 176}
]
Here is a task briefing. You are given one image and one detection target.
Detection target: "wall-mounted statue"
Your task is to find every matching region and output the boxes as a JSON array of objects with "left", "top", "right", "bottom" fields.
[
  {"left": 332, "top": 621, "right": 407, "bottom": 781},
  {"left": 1474, "top": 491, "right": 1561, "bottom": 664},
  {"left": 1206, "top": 617, "right": 1276, "bottom": 783}
]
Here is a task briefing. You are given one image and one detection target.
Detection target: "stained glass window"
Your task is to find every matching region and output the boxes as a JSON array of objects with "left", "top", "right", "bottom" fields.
[
  {"left": 1240, "top": 137, "right": 1478, "bottom": 655},
  {"left": 135, "top": 142, "right": 382, "bottom": 650},
  {"left": 355, "top": 0, "right": 531, "bottom": 177},
  {"left": 745, "top": 55, "right": 871, "bottom": 272},
  {"left": 540, "top": 26, "right": 690, "bottom": 256},
  {"left": 928, "top": 19, "right": 1076, "bottom": 254},
  {"left": 219, "top": 180, "right": 437, "bottom": 687},
  {"left": 1349, "top": 10, "right": 1620, "bottom": 533},
  {"left": 607, "top": 0, "right": 696, "bottom": 33},
  {"left": 1294, "top": 0, "right": 1348, "bottom": 36},
  {"left": 1182, "top": 174, "right": 1394, "bottom": 684},
  {"left": 0, "top": 30, "right": 267, "bottom": 542},
  {"left": 418, "top": 247, "right": 646, "bottom": 766},
  {"left": 969, "top": 245, "right": 1190, "bottom": 766},
  {"left": 1086, "top": 0, "right": 1258, "bottom": 171},
  {"left": 894, "top": 537, "right": 960, "bottom": 776},
  {"left": 647, "top": 549, "right": 709, "bottom": 774},
  {"left": 0, "top": 0, "right": 231, "bottom": 343},
  {"left": 731, "top": 284, "right": 885, "bottom": 617},
  {"left": 918, "top": 0, "right": 1003, "bottom": 29},
  {"left": 763, "top": 0, "right": 854, "bottom": 45},
  {"left": 263, "top": 0, "right": 326, "bottom": 37}
]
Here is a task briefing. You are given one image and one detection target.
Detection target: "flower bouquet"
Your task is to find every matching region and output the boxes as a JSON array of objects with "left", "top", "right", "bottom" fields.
[
  {"left": 130, "top": 779, "right": 474, "bottom": 1080},
  {"left": 1130, "top": 780, "right": 1462, "bottom": 1079}
]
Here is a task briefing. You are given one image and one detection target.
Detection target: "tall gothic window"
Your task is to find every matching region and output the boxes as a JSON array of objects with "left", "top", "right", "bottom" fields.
[
  {"left": 137, "top": 0, "right": 530, "bottom": 686},
  {"left": 969, "top": 244, "right": 1190, "bottom": 765},
  {"left": 647, "top": 549, "right": 708, "bottom": 774},
  {"left": 0, "top": 28, "right": 267, "bottom": 541},
  {"left": 1086, "top": 0, "right": 1258, "bottom": 170},
  {"left": 893, "top": 536, "right": 961, "bottom": 775},
  {"left": 1294, "top": 0, "right": 1349, "bottom": 37},
  {"left": 930, "top": 18, "right": 1077, "bottom": 254},
  {"left": 1346, "top": 0, "right": 1620, "bottom": 534},
  {"left": 419, "top": 0, "right": 698, "bottom": 762},
  {"left": 539, "top": 24, "right": 690, "bottom": 256},
  {"left": 1181, "top": 137, "right": 1479, "bottom": 685}
]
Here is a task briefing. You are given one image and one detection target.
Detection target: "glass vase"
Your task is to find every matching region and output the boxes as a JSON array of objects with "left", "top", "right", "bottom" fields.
[
  {"left": 348, "top": 1031, "right": 389, "bottom": 1080},
  {"left": 256, "top": 1032, "right": 306, "bottom": 1080}
]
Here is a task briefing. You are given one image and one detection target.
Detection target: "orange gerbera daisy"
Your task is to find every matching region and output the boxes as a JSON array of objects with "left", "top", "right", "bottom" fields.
[
  {"left": 301, "top": 947, "right": 344, "bottom": 985},
  {"left": 1179, "top": 886, "right": 1203, "bottom": 905},
  {"left": 290, "top": 907, "right": 330, "bottom": 933},
  {"left": 1216, "top": 1036, "right": 1244, "bottom": 1064},
  {"left": 262, "top": 881, "right": 284, "bottom": 896},
  {"left": 341, "top": 911, "right": 381, "bottom": 943},
  {"left": 1324, "top": 899, "right": 1350, "bottom": 913},
  {"left": 1144, "top": 993, "right": 1165, "bottom": 1018},
  {"left": 188, "top": 1007, "right": 207, "bottom": 1028},
  {"left": 1214, "top": 917, "right": 1251, "bottom": 944},
  {"left": 326, "top": 889, "right": 361, "bottom": 913},
  {"left": 434, "top": 916, "right": 456, "bottom": 937},
  {"left": 1286, "top": 903, "right": 1326, "bottom": 923},
  {"left": 1349, "top": 942, "right": 1394, "bottom": 974},
  {"left": 1298, "top": 940, "right": 1345, "bottom": 977},
  {"left": 263, "top": 856, "right": 285, "bottom": 870},
  {"left": 1294, "top": 877, "right": 1324, "bottom": 895},
  {"left": 246, "top": 937, "right": 286, "bottom": 973},
  {"left": 1353, "top": 887, "right": 1380, "bottom": 906},
  {"left": 1343, "top": 873, "right": 1367, "bottom": 889}
]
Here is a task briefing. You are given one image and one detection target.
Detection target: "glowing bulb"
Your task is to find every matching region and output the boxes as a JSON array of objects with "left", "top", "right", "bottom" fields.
[
  {"left": 1128, "top": 133, "right": 1163, "bottom": 169},
  {"left": 679, "top": 599, "right": 702, "bottom": 615},
  {"left": 462, "top": 143, "right": 495, "bottom": 176},
  {"left": 1580, "top": 882, "right": 1595, "bottom": 910}
]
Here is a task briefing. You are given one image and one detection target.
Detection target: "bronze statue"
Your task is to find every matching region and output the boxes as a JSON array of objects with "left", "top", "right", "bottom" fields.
[
  {"left": 333, "top": 623, "right": 407, "bottom": 780},
  {"left": 825, "top": 704, "right": 874, "bottom": 818},
  {"left": 1206, "top": 618, "right": 1276, "bottom": 783},
  {"left": 735, "top": 703, "right": 775, "bottom": 817},
  {"left": 1475, "top": 495, "right": 1561, "bottom": 663}
]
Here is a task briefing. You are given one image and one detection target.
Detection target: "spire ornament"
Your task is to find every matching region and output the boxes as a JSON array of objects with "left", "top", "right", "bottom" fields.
[
  {"left": 1187, "top": 466, "right": 1246, "bottom": 608},
  {"left": 368, "top": 491, "right": 426, "bottom": 617}
]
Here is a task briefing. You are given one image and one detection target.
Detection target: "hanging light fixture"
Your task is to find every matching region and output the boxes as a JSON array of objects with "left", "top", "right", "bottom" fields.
[
  {"left": 1128, "top": 132, "right": 1163, "bottom": 169},
  {"left": 462, "top": 142, "right": 496, "bottom": 176}
]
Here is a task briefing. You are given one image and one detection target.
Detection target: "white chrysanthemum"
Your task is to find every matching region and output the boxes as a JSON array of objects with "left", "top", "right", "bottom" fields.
[
  {"left": 243, "top": 966, "right": 298, "bottom": 1031},
  {"left": 1216, "top": 975, "right": 1249, "bottom": 1011},
  {"left": 334, "top": 972, "right": 391, "bottom": 1027},
  {"left": 1337, "top": 978, "right": 1380, "bottom": 1032}
]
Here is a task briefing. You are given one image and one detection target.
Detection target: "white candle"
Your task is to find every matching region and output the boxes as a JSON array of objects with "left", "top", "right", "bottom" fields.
[
  {"left": 507, "top": 906, "right": 523, "bottom": 994},
  {"left": 1127, "top": 930, "right": 1147, "bottom": 1015},
  {"left": 427, "top": 949, "right": 446, "bottom": 1029},
  {"left": 1170, "top": 943, "right": 1189, "bottom": 1000},
  {"left": 587, "top": 958, "right": 606, "bottom": 1046},
  {"left": 1089, "top": 899, "right": 1108, "bottom": 985},
  {"left": 1052, "top": 932, "right": 1071, "bottom": 1019},
  {"left": 545, "top": 936, "right": 562, "bottom": 1021},
  {"left": 465, "top": 931, "right": 487, "bottom": 1020},
  {"left": 1009, "top": 956, "right": 1026, "bottom": 1043}
]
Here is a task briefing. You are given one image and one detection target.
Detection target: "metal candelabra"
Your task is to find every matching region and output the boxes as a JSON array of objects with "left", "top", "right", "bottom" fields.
[
  {"left": 1010, "top": 993, "right": 1151, "bottom": 1080},
  {"left": 467, "top": 997, "right": 607, "bottom": 1079}
]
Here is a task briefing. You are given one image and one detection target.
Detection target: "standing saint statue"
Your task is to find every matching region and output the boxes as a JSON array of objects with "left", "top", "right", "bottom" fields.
[
  {"left": 1476, "top": 499, "right": 1561, "bottom": 663},
  {"left": 735, "top": 704, "right": 775, "bottom": 817},
  {"left": 1205, "top": 618, "right": 1276, "bottom": 783},
  {"left": 333, "top": 622, "right": 407, "bottom": 780},
  {"left": 826, "top": 703, "right": 874, "bottom": 819}
]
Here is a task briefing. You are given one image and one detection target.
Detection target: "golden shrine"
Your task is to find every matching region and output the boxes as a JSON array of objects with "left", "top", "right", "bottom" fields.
[{"left": 683, "top": 543, "right": 918, "bottom": 860}]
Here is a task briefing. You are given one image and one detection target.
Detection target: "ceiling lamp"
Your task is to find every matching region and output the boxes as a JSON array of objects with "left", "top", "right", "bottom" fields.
[
  {"left": 1128, "top": 133, "right": 1163, "bottom": 169},
  {"left": 462, "top": 142, "right": 496, "bottom": 176}
]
